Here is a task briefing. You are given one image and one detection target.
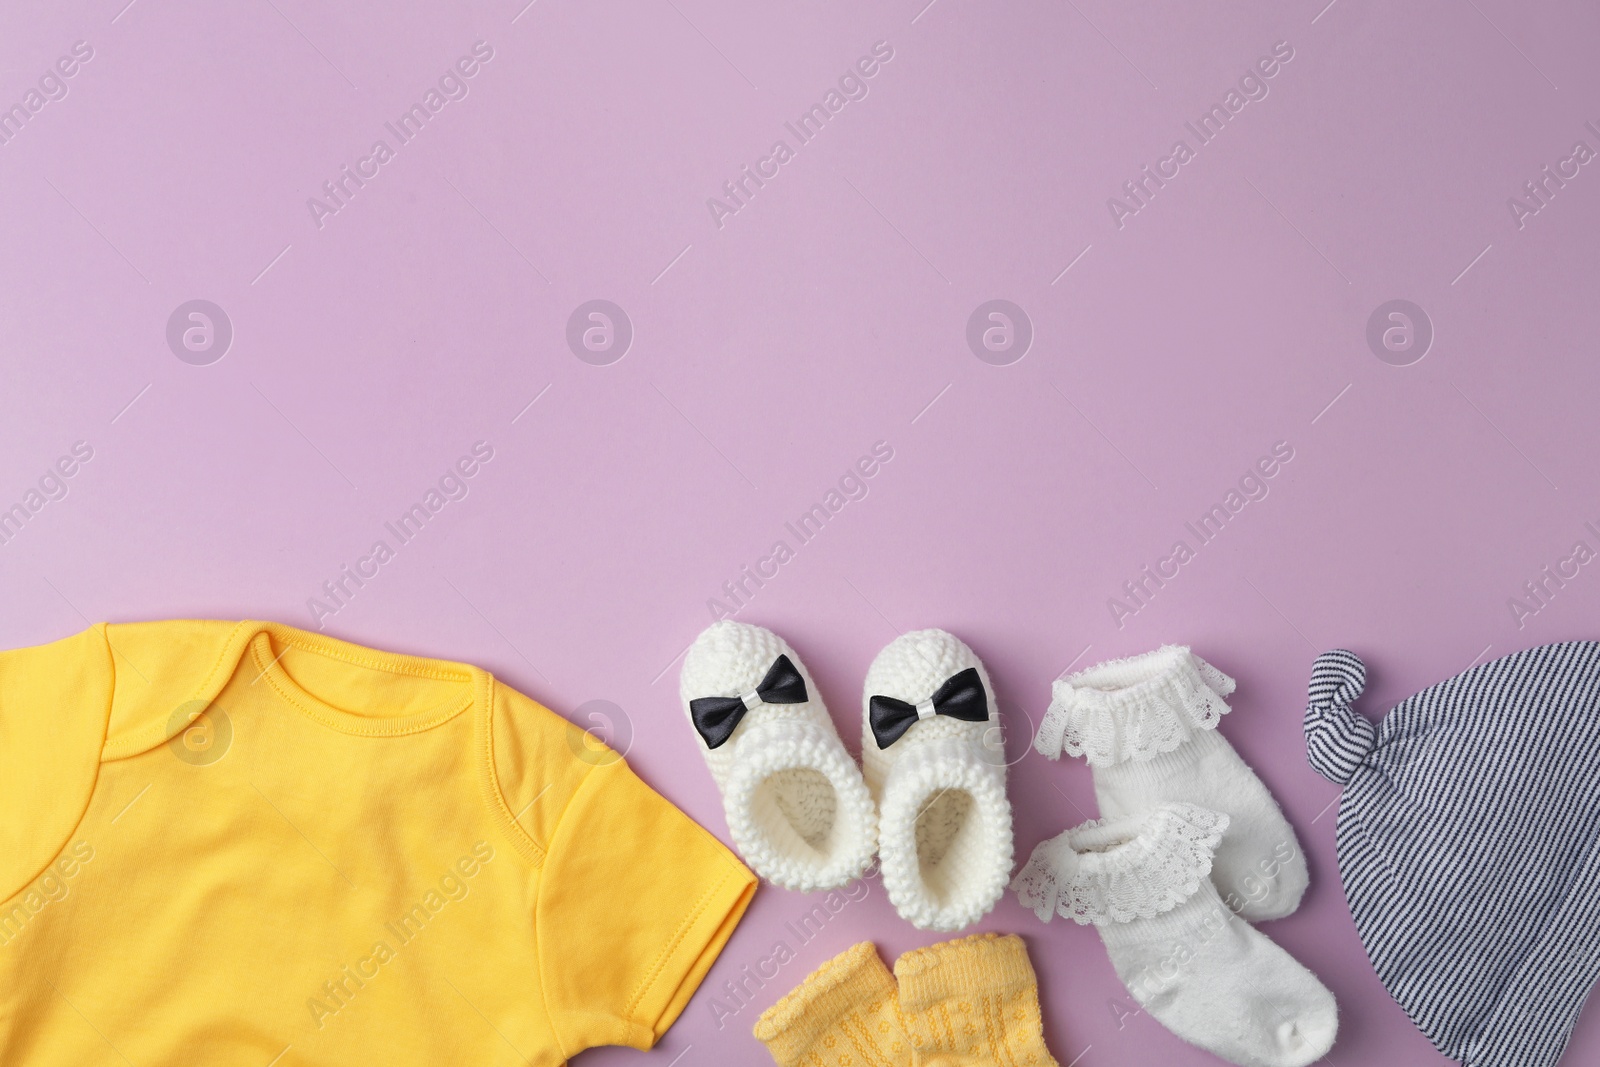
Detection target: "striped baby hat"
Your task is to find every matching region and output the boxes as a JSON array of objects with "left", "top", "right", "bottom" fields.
[{"left": 1304, "top": 643, "right": 1600, "bottom": 1067}]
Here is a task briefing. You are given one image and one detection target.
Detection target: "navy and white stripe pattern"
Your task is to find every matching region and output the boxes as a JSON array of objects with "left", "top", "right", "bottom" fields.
[
  {"left": 1304, "top": 649, "right": 1375, "bottom": 785},
  {"left": 1304, "top": 643, "right": 1600, "bottom": 1067}
]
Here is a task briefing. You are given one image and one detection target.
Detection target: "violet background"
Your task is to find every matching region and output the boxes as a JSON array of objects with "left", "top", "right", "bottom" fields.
[{"left": 4, "top": 0, "right": 1600, "bottom": 1064}]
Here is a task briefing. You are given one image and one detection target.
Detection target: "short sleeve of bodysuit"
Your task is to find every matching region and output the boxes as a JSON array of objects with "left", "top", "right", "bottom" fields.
[{"left": 535, "top": 755, "right": 757, "bottom": 1055}]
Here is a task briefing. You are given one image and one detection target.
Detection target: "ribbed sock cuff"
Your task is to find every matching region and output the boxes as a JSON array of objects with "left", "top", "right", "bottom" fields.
[
  {"left": 1097, "top": 725, "right": 1215, "bottom": 791},
  {"left": 753, "top": 942, "right": 897, "bottom": 1066},
  {"left": 893, "top": 933, "right": 1037, "bottom": 1011}
]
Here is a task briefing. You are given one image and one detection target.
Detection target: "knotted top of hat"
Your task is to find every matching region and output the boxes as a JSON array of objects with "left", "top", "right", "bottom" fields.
[{"left": 1304, "top": 642, "right": 1600, "bottom": 1067}]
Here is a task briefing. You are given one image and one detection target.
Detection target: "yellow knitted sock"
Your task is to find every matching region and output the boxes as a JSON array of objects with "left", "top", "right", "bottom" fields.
[
  {"left": 893, "top": 933, "right": 1060, "bottom": 1067},
  {"left": 754, "top": 942, "right": 913, "bottom": 1067}
]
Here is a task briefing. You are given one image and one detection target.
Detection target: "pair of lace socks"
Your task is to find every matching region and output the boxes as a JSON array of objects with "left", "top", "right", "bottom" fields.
[
  {"left": 753, "top": 934, "right": 1059, "bottom": 1067},
  {"left": 1014, "top": 646, "right": 1337, "bottom": 1067},
  {"left": 680, "top": 622, "right": 1013, "bottom": 931}
]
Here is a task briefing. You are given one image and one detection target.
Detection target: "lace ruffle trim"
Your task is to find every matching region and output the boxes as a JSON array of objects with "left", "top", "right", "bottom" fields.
[
  {"left": 1011, "top": 803, "right": 1228, "bottom": 926},
  {"left": 1035, "top": 646, "right": 1235, "bottom": 765}
]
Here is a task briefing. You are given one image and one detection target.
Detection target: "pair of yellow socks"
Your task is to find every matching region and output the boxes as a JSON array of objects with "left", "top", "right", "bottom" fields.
[{"left": 753, "top": 934, "right": 1059, "bottom": 1067}]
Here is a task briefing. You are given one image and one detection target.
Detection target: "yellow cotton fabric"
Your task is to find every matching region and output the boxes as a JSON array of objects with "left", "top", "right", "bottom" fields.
[{"left": 0, "top": 620, "right": 756, "bottom": 1066}]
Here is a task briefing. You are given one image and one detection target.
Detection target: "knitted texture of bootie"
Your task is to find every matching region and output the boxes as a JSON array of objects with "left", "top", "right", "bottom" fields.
[
  {"left": 1013, "top": 803, "right": 1337, "bottom": 1067},
  {"left": 863, "top": 629, "right": 1012, "bottom": 932},
  {"left": 894, "top": 933, "right": 1060, "bottom": 1067},
  {"left": 753, "top": 942, "right": 911, "bottom": 1067},
  {"left": 1037, "top": 646, "right": 1308, "bottom": 921},
  {"left": 681, "top": 621, "right": 877, "bottom": 892}
]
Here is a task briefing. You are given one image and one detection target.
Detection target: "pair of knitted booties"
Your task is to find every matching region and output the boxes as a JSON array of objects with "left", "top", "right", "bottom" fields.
[
  {"left": 753, "top": 935, "right": 1059, "bottom": 1067},
  {"left": 680, "top": 621, "right": 1013, "bottom": 931},
  {"left": 1012, "top": 646, "right": 1337, "bottom": 1067}
]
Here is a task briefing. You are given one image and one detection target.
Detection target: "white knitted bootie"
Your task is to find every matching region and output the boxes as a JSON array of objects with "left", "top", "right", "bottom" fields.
[
  {"left": 1012, "top": 803, "right": 1338, "bottom": 1067},
  {"left": 862, "top": 629, "right": 1012, "bottom": 932},
  {"left": 680, "top": 621, "right": 876, "bottom": 892}
]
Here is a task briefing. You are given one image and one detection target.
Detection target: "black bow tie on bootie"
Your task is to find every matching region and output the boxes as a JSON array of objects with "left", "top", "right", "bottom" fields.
[
  {"left": 688, "top": 654, "right": 808, "bottom": 749},
  {"left": 869, "top": 667, "right": 988, "bottom": 749}
]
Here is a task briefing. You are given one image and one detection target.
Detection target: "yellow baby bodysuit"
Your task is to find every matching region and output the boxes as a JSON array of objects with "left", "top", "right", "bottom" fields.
[{"left": 0, "top": 620, "right": 756, "bottom": 1066}]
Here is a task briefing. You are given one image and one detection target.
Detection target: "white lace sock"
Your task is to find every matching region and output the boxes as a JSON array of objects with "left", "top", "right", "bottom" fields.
[
  {"left": 681, "top": 621, "right": 877, "bottom": 891},
  {"left": 1012, "top": 804, "right": 1337, "bottom": 1067},
  {"left": 862, "top": 629, "right": 1012, "bottom": 932},
  {"left": 1037, "top": 646, "right": 1308, "bottom": 921}
]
